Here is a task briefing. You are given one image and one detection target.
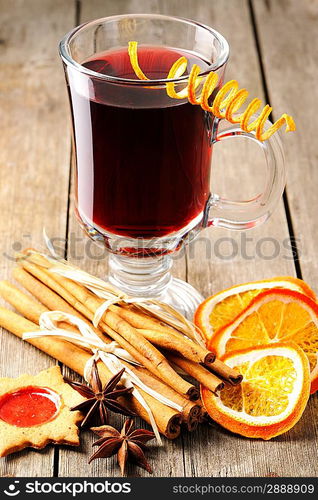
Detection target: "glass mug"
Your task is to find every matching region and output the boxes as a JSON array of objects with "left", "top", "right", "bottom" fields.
[{"left": 59, "top": 14, "right": 285, "bottom": 317}]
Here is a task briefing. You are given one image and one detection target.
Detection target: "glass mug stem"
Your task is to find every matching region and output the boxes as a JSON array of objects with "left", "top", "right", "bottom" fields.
[
  {"left": 108, "top": 253, "right": 173, "bottom": 297},
  {"left": 108, "top": 252, "right": 204, "bottom": 318}
]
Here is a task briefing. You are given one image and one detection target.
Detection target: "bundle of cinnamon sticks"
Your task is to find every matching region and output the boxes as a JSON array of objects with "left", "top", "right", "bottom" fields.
[{"left": 0, "top": 250, "right": 242, "bottom": 439}]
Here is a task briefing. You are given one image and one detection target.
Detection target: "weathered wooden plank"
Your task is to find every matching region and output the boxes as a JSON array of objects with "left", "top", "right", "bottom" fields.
[
  {"left": 180, "top": 0, "right": 295, "bottom": 297},
  {"left": 252, "top": 0, "right": 318, "bottom": 293},
  {"left": 250, "top": 0, "right": 318, "bottom": 475},
  {"left": 141, "top": 0, "right": 299, "bottom": 477},
  {"left": 180, "top": 0, "right": 317, "bottom": 478},
  {"left": 0, "top": 0, "right": 75, "bottom": 477},
  {"left": 180, "top": 0, "right": 316, "bottom": 478},
  {"left": 58, "top": 0, "right": 186, "bottom": 478}
]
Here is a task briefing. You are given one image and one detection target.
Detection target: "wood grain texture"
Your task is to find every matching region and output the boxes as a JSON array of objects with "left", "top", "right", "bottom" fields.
[
  {"left": 252, "top": 0, "right": 318, "bottom": 290},
  {"left": 0, "top": 0, "right": 75, "bottom": 477},
  {"left": 180, "top": 0, "right": 295, "bottom": 298},
  {"left": 251, "top": 0, "right": 318, "bottom": 475},
  {"left": 156, "top": 0, "right": 314, "bottom": 478},
  {"left": 58, "top": 0, "right": 186, "bottom": 478}
]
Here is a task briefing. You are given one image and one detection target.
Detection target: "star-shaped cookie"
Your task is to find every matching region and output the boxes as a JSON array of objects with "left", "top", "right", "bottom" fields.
[{"left": 0, "top": 365, "right": 85, "bottom": 457}]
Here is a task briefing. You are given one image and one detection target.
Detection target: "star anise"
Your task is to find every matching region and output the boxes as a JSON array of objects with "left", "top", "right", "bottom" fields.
[
  {"left": 89, "top": 418, "right": 155, "bottom": 475},
  {"left": 64, "top": 362, "right": 135, "bottom": 428}
]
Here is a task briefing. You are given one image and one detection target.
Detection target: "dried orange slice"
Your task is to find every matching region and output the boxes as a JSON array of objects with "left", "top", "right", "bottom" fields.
[
  {"left": 201, "top": 343, "right": 310, "bottom": 439},
  {"left": 209, "top": 288, "right": 318, "bottom": 393},
  {"left": 194, "top": 277, "right": 316, "bottom": 342}
]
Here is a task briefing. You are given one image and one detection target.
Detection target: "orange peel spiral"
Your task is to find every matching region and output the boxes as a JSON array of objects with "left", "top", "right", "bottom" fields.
[
  {"left": 128, "top": 41, "right": 149, "bottom": 80},
  {"left": 128, "top": 41, "right": 296, "bottom": 141}
]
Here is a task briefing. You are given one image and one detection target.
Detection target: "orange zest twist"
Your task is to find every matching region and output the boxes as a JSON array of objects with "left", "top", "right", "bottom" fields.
[
  {"left": 128, "top": 41, "right": 296, "bottom": 141},
  {"left": 128, "top": 41, "right": 149, "bottom": 80}
]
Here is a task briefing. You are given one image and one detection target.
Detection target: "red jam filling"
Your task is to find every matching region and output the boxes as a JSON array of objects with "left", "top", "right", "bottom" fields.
[{"left": 0, "top": 386, "right": 60, "bottom": 427}]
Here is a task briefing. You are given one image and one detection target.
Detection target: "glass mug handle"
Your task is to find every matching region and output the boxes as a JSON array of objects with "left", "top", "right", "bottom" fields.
[{"left": 205, "top": 118, "right": 286, "bottom": 230}]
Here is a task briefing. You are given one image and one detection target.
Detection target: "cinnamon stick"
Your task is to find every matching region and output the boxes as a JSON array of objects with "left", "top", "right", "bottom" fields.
[
  {"left": 167, "top": 353, "right": 224, "bottom": 393},
  {"left": 11, "top": 269, "right": 103, "bottom": 336},
  {"left": 1, "top": 278, "right": 200, "bottom": 429},
  {"left": 18, "top": 252, "right": 241, "bottom": 389},
  {"left": 16, "top": 260, "right": 93, "bottom": 321},
  {"left": 136, "top": 328, "right": 216, "bottom": 365},
  {"left": 112, "top": 303, "right": 187, "bottom": 337},
  {"left": 19, "top": 254, "right": 214, "bottom": 365},
  {"left": 12, "top": 268, "right": 195, "bottom": 398},
  {"left": 0, "top": 280, "right": 47, "bottom": 324},
  {"left": 102, "top": 310, "right": 198, "bottom": 400},
  {"left": 16, "top": 261, "right": 199, "bottom": 400},
  {"left": 0, "top": 306, "right": 181, "bottom": 439},
  {"left": 207, "top": 359, "right": 243, "bottom": 385},
  {"left": 113, "top": 305, "right": 216, "bottom": 364},
  {"left": 126, "top": 365, "right": 202, "bottom": 432}
]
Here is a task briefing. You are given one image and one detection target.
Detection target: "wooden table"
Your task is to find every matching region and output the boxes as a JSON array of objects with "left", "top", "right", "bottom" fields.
[{"left": 0, "top": 0, "right": 317, "bottom": 478}]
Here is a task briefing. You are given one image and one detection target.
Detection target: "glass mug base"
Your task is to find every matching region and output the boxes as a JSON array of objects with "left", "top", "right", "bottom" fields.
[{"left": 76, "top": 207, "right": 204, "bottom": 256}]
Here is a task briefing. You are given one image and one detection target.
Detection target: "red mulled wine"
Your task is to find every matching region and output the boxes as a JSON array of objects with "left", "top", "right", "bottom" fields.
[{"left": 68, "top": 46, "right": 216, "bottom": 238}]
